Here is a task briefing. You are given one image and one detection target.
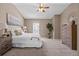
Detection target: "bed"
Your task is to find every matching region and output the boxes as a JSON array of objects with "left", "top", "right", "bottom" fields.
[
  {"left": 7, "top": 26, "right": 43, "bottom": 48},
  {"left": 12, "top": 32, "right": 43, "bottom": 48}
]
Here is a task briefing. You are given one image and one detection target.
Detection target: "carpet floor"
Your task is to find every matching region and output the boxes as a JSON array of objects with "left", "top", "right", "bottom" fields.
[{"left": 3, "top": 38, "right": 77, "bottom": 56}]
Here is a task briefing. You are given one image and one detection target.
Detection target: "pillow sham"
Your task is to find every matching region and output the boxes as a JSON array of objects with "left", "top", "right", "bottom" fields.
[{"left": 14, "top": 30, "right": 22, "bottom": 36}]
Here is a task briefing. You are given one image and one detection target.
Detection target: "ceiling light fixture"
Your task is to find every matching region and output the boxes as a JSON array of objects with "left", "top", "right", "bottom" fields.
[{"left": 37, "top": 3, "right": 49, "bottom": 12}]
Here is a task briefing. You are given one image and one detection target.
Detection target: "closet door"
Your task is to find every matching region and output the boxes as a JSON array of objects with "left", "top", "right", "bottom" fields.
[{"left": 71, "top": 20, "right": 77, "bottom": 50}]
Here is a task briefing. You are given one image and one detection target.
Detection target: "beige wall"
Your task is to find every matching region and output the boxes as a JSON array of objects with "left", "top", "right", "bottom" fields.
[
  {"left": 60, "top": 3, "right": 79, "bottom": 55},
  {"left": 52, "top": 15, "right": 61, "bottom": 39},
  {"left": 24, "top": 19, "right": 52, "bottom": 38},
  {"left": 0, "top": 3, "right": 24, "bottom": 30}
]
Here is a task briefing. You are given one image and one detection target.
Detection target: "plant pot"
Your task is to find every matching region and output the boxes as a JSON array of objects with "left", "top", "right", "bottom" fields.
[{"left": 48, "top": 33, "right": 52, "bottom": 39}]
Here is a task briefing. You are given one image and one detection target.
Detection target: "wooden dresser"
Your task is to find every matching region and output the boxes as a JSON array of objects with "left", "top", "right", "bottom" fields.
[{"left": 0, "top": 31, "right": 12, "bottom": 55}]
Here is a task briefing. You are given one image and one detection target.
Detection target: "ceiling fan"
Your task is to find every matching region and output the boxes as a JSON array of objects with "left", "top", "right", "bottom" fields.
[{"left": 37, "top": 3, "right": 49, "bottom": 12}]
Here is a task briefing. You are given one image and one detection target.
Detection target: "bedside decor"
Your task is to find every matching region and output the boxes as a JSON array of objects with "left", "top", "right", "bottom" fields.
[
  {"left": 21, "top": 26, "right": 27, "bottom": 33},
  {"left": 2, "top": 28, "right": 8, "bottom": 37}
]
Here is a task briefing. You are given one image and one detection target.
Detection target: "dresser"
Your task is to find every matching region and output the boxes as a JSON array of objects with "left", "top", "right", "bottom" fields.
[{"left": 0, "top": 31, "right": 12, "bottom": 55}]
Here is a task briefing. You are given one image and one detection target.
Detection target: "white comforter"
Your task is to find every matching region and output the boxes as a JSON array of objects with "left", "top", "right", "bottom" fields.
[{"left": 12, "top": 33, "right": 43, "bottom": 48}]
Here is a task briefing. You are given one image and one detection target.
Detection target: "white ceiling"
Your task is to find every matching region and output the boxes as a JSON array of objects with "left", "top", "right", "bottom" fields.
[{"left": 14, "top": 3, "right": 70, "bottom": 19}]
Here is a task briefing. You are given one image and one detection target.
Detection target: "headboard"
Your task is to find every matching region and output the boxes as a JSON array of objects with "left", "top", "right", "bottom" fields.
[{"left": 6, "top": 25, "right": 22, "bottom": 31}]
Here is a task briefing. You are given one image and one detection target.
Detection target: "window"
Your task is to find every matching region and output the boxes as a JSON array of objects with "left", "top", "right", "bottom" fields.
[{"left": 33, "top": 23, "right": 39, "bottom": 34}]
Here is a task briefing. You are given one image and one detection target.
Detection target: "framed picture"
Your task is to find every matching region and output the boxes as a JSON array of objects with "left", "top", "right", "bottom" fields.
[{"left": 6, "top": 13, "right": 21, "bottom": 26}]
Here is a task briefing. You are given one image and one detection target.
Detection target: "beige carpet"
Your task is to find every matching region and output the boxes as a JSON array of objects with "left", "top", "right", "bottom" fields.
[{"left": 3, "top": 38, "right": 78, "bottom": 56}]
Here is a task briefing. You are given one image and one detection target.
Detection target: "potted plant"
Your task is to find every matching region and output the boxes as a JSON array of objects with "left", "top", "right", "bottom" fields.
[{"left": 46, "top": 23, "right": 53, "bottom": 38}]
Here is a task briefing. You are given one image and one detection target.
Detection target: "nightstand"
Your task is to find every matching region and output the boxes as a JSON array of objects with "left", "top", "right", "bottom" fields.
[{"left": 0, "top": 31, "right": 12, "bottom": 55}]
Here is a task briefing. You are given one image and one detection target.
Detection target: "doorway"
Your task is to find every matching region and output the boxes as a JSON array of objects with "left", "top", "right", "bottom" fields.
[{"left": 33, "top": 23, "right": 40, "bottom": 34}]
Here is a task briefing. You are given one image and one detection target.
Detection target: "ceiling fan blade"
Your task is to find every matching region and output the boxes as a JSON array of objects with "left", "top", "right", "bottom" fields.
[{"left": 44, "top": 7, "right": 49, "bottom": 9}]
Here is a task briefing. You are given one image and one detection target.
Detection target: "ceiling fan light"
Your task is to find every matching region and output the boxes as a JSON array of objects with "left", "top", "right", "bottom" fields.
[
  {"left": 42, "top": 9, "right": 45, "bottom": 12},
  {"left": 38, "top": 8, "right": 41, "bottom": 11},
  {"left": 40, "top": 3, "right": 44, "bottom": 7},
  {"left": 37, "top": 3, "right": 49, "bottom": 12},
  {"left": 38, "top": 8, "right": 45, "bottom": 12}
]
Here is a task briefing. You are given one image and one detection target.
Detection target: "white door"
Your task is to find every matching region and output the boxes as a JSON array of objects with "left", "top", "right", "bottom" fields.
[{"left": 33, "top": 23, "right": 39, "bottom": 34}]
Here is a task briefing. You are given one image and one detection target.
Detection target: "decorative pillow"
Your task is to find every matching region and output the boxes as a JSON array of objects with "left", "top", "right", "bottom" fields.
[
  {"left": 14, "top": 30, "right": 22, "bottom": 36},
  {"left": 21, "top": 26, "right": 27, "bottom": 33}
]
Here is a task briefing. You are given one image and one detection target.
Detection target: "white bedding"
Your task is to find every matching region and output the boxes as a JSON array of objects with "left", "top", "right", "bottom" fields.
[
  {"left": 12, "top": 33, "right": 43, "bottom": 48},
  {"left": 7, "top": 26, "right": 43, "bottom": 48}
]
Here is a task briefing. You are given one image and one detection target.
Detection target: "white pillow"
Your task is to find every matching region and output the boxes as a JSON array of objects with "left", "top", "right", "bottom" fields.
[
  {"left": 6, "top": 25, "right": 25, "bottom": 36},
  {"left": 11, "top": 30, "right": 24, "bottom": 36}
]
